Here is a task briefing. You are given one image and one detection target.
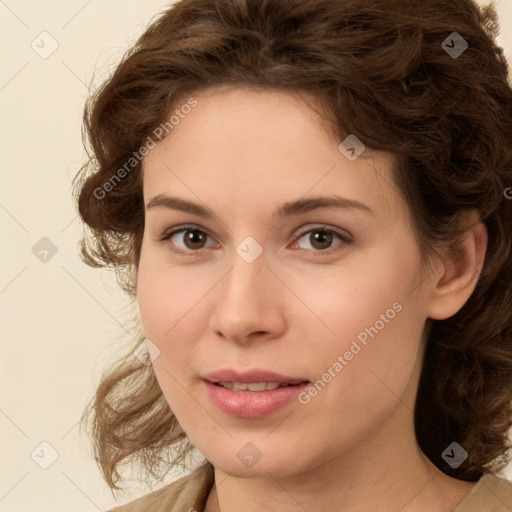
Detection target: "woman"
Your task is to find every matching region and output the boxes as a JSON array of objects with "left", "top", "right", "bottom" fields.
[{"left": 74, "top": 0, "right": 512, "bottom": 510}]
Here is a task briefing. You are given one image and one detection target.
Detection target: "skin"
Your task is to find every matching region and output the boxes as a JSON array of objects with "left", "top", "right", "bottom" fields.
[{"left": 136, "top": 86, "right": 488, "bottom": 512}]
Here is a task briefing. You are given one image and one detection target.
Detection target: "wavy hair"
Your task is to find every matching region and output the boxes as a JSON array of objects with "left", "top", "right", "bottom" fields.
[{"left": 73, "top": 0, "right": 512, "bottom": 493}]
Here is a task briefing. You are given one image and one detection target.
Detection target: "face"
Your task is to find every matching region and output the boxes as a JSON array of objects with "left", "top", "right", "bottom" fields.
[{"left": 137, "top": 86, "right": 434, "bottom": 478}]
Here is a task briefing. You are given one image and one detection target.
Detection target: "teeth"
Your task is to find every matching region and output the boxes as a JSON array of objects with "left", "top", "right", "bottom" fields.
[{"left": 217, "top": 382, "right": 282, "bottom": 391}]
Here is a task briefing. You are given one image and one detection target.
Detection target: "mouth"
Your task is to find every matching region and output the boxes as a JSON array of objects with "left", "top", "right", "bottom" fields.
[
  {"left": 210, "top": 381, "right": 308, "bottom": 392},
  {"left": 201, "top": 369, "right": 311, "bottom": 418},
  {"left": 202, "top": 368, "right": 309, "bottom": 386}
]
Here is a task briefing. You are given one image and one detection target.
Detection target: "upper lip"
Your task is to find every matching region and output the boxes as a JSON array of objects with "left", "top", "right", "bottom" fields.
[{"left": 202, "top": 368, "right": 309, "bottom": 385}]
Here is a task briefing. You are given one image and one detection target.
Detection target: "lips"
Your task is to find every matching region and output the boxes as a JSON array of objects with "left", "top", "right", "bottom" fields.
[
  {"left": 202, "top": 368, "right": 308, "bottom": 386},
  {"left": 214, "top": 381, "right": 297, "bottom": 391},
  {"left": 202, "top": 368, "right": 310, "bottom": 418}
]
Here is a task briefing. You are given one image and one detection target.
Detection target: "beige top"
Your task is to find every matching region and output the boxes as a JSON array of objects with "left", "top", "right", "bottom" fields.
[{"left": 107, "top": 463, "right": 512, "bottom": 512}]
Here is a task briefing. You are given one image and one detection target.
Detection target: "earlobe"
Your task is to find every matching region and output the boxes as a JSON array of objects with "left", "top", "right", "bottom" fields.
[{"left": 427, "top": 219, "right": 488, "bottom": 321}]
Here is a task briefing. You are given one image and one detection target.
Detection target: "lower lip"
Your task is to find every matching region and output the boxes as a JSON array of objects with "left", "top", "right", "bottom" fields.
[{"left": 203, "top": 380, "right": 309, "bottom": 418}]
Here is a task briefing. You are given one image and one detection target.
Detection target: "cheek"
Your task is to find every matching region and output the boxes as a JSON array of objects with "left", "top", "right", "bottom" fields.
[
  {"left": 302, "top": 250, "right": 415, "bottom": 351},
  {"left": 301, "top": 245, "right": 425, "bottom": 407},
  {"left": 136, "top": 244, "right": 207, "bottom": 341},
  {"left": 136, "top": 247, "right": 218, "bottom": 394},
  {"left": 136, "top": 266, "right": 168, "bottom": 343},
  {"left": 136, "top": 256, "right": 200, "bottom": 419}
]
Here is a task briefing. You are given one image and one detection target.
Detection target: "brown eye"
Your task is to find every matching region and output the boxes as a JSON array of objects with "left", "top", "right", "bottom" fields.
[
  {"left": 293, "top": 227, "right": 350, "bottom": 254},
  {"left": 308, "top": 230, "right": 334, "bottom": 250},
  {"left": 159, "top": 224, "right": 351, "bottom": 257},
  {"left": 182, "top": 229, "right": 208, "bottom": 250},
  {"left": 159, "top": 226, "right": 216, "bottom": 254}
]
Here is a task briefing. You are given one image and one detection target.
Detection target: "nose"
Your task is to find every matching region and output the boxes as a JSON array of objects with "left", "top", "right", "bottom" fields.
[{"left": 208, "top": 248, "right": 286, "bottom": 346}]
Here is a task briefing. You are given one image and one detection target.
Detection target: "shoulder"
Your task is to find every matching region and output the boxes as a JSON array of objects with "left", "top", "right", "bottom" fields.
[
  {"left": 106, "top": 462, "right": 215, "bottom": 512},
  {"left": 452, "top": 473, "right": 512, "bottom": 511}
]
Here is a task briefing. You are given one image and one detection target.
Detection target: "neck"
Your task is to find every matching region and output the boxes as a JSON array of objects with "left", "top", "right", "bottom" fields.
[{"left": 204, "top": 404, "right": 476, "bottom": 512}]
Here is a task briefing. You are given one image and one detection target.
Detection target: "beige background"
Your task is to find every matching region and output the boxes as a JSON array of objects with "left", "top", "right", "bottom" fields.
[{"left": 1, "top": 1, "right": 511, "bottom": 510}]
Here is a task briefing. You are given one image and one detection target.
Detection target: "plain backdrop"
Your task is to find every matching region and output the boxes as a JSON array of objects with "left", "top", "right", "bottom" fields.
[{"left": 1, "top": 1, "right": 511, "bottom": 511}]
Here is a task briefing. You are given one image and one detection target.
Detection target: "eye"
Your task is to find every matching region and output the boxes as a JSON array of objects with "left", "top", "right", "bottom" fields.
[
  {"left": 158, "top": 224, "right": 352, "bottom": 256},
  {"left": 291, "top": 226, "right": 351, "bottom": 255},
  {"left": 159, "top": 225, "right": 217, "bottom": 255}
]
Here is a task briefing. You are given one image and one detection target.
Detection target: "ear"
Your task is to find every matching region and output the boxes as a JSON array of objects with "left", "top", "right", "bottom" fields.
[{"left": 427, "top": 214, "right": 488, "bottom": 321}]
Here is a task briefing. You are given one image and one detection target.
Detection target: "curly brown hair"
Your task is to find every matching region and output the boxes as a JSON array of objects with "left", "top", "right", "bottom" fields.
[{"left": 73, "top": 0, "right": 512, "bottom": 494}]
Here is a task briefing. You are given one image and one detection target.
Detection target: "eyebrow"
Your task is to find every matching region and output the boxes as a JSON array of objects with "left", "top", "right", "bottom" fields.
[{"left": 145, "top": 194, "right": 375, "bottom": 220}]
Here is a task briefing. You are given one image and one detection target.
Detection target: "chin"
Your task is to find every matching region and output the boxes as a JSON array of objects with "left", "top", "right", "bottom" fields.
[{"left": 201, "top": 441, "right": 309, "bottom": 479}]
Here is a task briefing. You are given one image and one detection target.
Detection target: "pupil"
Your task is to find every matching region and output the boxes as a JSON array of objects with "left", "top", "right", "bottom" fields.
[
  {"left": 183, "top": 230, "right": 332, "bottom": 250},
  {"left": 186, "top": 230, "right": 205, "bottom": 248},
  {"left": 312, "top": 231, "right": 332, "bottom": 250}
]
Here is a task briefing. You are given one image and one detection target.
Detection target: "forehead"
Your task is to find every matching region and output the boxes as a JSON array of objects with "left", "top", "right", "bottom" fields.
[{"left": 142, "top": 87, "right": 406, "bottom": 225}]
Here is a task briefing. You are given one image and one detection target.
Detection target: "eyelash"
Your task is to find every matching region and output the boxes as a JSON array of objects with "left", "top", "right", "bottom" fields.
[{"left": 157, "top": 224, "right": 352, "bottom": 257}]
